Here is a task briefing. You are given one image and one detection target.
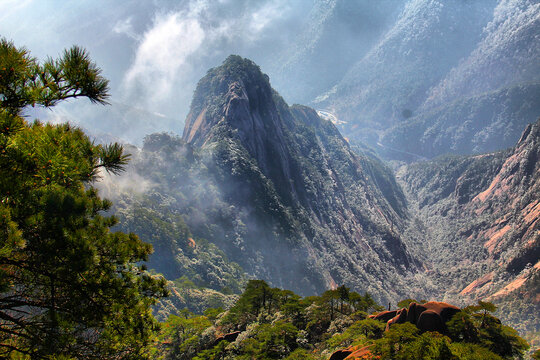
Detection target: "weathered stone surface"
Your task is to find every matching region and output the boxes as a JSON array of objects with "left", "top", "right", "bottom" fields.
[
  {"left": 212, "top": 331, "right": 241, "bottom": 346},
  {"left": 329, "top": 348, "right": 353, "bottom": 360},
  {"left": 369, "top": 309, "right": 398, "bottom": 323},
  {"left": 373, "top": 301, "right": 460, "bottom": 334},
  {"left": 345, "top": 344, "right": 374, "bottom": 359}
]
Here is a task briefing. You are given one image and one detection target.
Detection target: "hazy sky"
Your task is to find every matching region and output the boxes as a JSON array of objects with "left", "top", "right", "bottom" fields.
[{"left": 0, "top": 0, "right": 312, "bottom": 143}]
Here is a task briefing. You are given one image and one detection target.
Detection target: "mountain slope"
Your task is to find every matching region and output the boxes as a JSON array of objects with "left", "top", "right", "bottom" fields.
[
  {"left": 381, "top": 83, "right": 540, "bottom": 158},
  {"left": 423, "top": 0, "right": 540, "bottom": 110},
  {"left": 398, "top": 118, "right": 540, "bottom": 334},
  {"left": 180, "top": 55, "right": 421, "bottom": 300},
  {"left": 271, "top": 0, "right": 405, "bottom": 105},
  {"left": 317, "top": 0, "right": 496, "bottom": 142},
  {"left": 380, "top": 0, "right": 540, "bottom": 159}
]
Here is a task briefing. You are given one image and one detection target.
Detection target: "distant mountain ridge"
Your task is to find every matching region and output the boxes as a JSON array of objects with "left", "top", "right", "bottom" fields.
[
  {"left": 315, "top": 0, "right": 496, "bottom": 132},
  {"left": 276, "top": 0, "right": 539, "bottom": 159},
  {"left": 101, "top": 55, "right": 539, "bottom": 339},
  {"left": 381, "top": 82, "right": 540, "bottom": 158}
]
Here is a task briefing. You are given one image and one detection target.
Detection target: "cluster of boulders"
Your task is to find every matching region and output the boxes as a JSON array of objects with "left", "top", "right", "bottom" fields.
[{"left": 329, "top": 301, "right": 460, "bottom": 360}]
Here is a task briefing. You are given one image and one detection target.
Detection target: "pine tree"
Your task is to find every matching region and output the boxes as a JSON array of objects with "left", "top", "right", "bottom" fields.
[{"left": 0, "top": 38, "right": 167, "bottom": 359}]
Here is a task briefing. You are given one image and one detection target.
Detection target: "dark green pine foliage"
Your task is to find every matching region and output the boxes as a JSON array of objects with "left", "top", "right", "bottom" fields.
[
  {"left": 156, "top": 283, "right": 530, "bottom": 360},
  {"left": 0, "top": 38, "right": 167, "bottom": 359}
]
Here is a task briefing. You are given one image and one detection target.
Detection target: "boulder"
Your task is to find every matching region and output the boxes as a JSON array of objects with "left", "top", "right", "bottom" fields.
[
  {"left": 386, "top": 308, "right": 407, "bottom": 329},
  {"left": 368, "top": 309, "right": 398, "bottom": 322},
  {"left": 374, "top": 301, "right": 460, "bottom": 334},
  {"left": 212, "top": 331, "right": 241, "bottom": 347}
]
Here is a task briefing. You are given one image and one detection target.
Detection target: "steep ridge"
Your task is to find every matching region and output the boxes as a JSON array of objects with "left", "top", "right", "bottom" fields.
[
  {"left": 316, "top": 0, "right": 496, "bottom": 144},
  {"left": 271, "top": 0, "right": 406, "bottom": 104},
  {"left": 180, "top": 55, "right": 420, "bottom": 300},
  {"left": 382, "top": 0, "right": 540, "bottom": 159},
  {"left": 381, "top": 83, "right": 540, "bottom": 158},
  {"left": 399, "top": 118, "right": 540, "bottom": 334},
  {"left": 423, "top": 0, "right": 540, "bottom": 110}
]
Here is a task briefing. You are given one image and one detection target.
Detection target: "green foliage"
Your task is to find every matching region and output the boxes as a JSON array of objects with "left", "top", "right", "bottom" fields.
[
  {"left": 237, "top": 321, "right": 299, "bottom": 359},
  {"left": 222, "top": 280, "right": 294, "bottom": 328},
  {"left": 203, "top": 307, "right": 225, "bottom": 321},
  {"left": 373, "top": 323, "right": 420, "bottom": 359},
  {"left": 326, "top": 318, "right": 384, "bottom": 349},
  {"left": 192, "top": 340, "right": 228, "bottom": 360},
  {"left": 0, "top": 38, "right": 109, "bottom": 114},
  {"left": 155, "top": 283, "right": 531, "bottom": 360},
  {"left": 371, "top": 324, "right": 504, "bottom": 360},
  {"left": 447, "top": 301, "right": 529, "bottom": 359},
  {"left": 283, "top": 348, "right": 318, "bottom": 360},
  {"left": 115, "top": 203, "right": 246, "bottom": 294},
  {"left": 0, "top": 39, "right": 166, "bottom": 358},
  {"left": 449, "top": 342, "right": 503, "bottom": 360},
  {"left": 158, "top": 312, "right": 212, "bottom": 360}
]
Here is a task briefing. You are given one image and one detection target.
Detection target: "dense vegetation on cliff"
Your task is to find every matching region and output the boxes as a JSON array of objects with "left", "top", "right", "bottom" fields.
[
  {"left": 154, "top": 280, "right": 530, "bottom": 360},
  {"left": 2, "top": 13, "right": 539, "bottom": 356},
  {"left": 398, "top": 118, "right": 540, "bottom": 346}
]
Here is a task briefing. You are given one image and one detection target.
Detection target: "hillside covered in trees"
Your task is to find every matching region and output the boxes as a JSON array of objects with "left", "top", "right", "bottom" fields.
[{"left": 154, "top": 280, "right": 532, "bottom": 360}]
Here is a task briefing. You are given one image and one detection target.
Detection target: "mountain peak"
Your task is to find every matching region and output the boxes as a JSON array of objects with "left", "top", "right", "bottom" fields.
[
  {"left": 182, "top": 55, "right": 275, "bottom": 148},
  {"left": 177, "top": 56, "right": 418, "bottom": 297}
]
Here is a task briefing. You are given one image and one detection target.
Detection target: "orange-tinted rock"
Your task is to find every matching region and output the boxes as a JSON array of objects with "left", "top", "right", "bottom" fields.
[
  {"left": 369, "top": 310, "right": 398, "bottom": 323},
  {"left": 345, "top": 344, "right": 375, "bottom": 359},
  {"left": 386, "top": 308, "right": 408, "bottom": 330},
  {"left": 417, "top": 309, "right": 445, "bottom": 333},
  {"left": 375, "top": 301, "right": 460, "bottom": 334},
  {"left": 329, "top": 348, "right": 353, "bottom": 360},
  {"left": 213, "top": 331, "right": 241, "bottom": 346}
]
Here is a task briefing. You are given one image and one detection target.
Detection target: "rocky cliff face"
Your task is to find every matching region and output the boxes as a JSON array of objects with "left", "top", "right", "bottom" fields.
[
  {"left": 300, "top": 0, "right": 539, "bottom": 160},
  {"left": 399, "top": 118, "right": 540, "bottom": 332},
  {"left": 181, "top": 55, "right": 420, "bottom": 300},
  {"left": 422, "top": 0, "right": 540, "bottom": 110},
  {"left": 271, "top": 0, "right": 406, "bottom": 105},
  {"left": 381, "top": 83, "right": 540, "bottom": 159}
]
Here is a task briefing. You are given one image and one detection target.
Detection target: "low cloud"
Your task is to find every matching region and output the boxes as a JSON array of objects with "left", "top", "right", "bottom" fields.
[{"left": 122, "top": 10, "right": 205, "bottom": 108}]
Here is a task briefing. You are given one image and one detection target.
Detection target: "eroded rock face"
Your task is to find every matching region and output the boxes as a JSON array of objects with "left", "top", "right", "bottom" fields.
[
  {"left": 345, "top": 345, "right": 374, "bottom": 359},
  {"left": 212, "top": 331, "right": 241, "bottom": 347},
  {"left": 177, "top": 55, "right": 420, "bottom": 298},
  {"left": 369, "top": 309, "right": 398, "bottom": 323},
  {"left": 373, "top": 301, "right": 460, "bottom": 334},
  {"left": 328, "top": 344, "right": 374, "bottom": 360},
  {"left": 400, "top": 118, "right": 540, "bottom": 317}
]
